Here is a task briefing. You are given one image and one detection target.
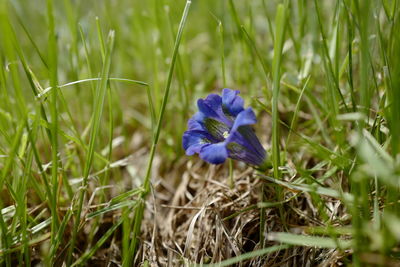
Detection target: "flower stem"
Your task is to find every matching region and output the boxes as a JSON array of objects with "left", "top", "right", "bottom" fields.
[{"left": 229, "top": 159, "right": 234, "bottom": 189}]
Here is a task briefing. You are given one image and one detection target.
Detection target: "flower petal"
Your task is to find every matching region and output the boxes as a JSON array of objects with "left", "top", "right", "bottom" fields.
[
  {"left": 182, "top": 130, "right": 211, "bottom": 155},
  {"left": 203, "top": 93, "right": 222, "bottom": 110},
  {"left": 230, "top": 108, "right": 257, "bottom": 133},
  {"left": 187, "top": 113, "right": 205, "bottom": 131},
  {"left": 227, "top": 141, "right": 265, "bottom": 166},
  {"left": 197, "top": 94, "right": 222, "bottom": 119},
  {"left": 199, "top": 143, "right": 228, "bottom": 164},
  {"left": 224, "top": 107, "right": 266, "bottom": 166},
  {"left": 197, "top": 93, "right": 233, "bottom": 127},
  {"left": 222, "top": 88, "right": 244, "bottom": 116}
]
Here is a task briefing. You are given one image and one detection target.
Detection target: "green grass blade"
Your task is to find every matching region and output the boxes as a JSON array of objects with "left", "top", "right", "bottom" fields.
[
  {"left": 66, "top": 30, "right": 115, "bottom": 265},
  {"left": 268, "top": 232, "right": 351, "bottom": 249},
  {"left": 124, "top": 1, "right": 192, "bottom": 265},
  {"left": 203, "top": 244, "right": 290, "bottom": 267},
  {"left": 271, "top": 4, "right": 286, "bottom": 180},
  {"left": 46, "top": 0, "right": 60, "bottom": 251}
]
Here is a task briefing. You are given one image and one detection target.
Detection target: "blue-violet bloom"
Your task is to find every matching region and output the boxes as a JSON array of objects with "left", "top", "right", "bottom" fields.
[{"left": 183, "top": 88, "right": 267, "bottom": 168}]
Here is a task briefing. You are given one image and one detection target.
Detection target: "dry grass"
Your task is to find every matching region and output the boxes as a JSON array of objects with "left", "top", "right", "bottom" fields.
[
  {"left": 64, "top": 116, "right": 353, "bottom": 266},
  {"left": 135, "top": 160, "right": 349, "bottom": 266}
]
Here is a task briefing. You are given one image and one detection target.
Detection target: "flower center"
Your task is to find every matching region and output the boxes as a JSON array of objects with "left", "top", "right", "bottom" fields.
[{"left": 223, "top": 131, "right": 229, "bottom": 139}]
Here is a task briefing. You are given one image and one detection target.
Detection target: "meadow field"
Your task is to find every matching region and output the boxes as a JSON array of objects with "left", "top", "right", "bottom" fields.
[{"left": 0, "top": 0, "right": 399, "bottom": 266}]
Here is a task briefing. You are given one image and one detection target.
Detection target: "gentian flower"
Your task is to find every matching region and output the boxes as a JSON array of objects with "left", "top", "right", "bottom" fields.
[{"left": 183, "top": 88, "right": 267, "bottom": 168}]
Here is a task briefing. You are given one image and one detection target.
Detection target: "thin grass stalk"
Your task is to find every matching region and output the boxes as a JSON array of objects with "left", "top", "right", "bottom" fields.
[
  {"left": 357, "top": 0, "right": 372, "bottom": 125},
  {"left": 26, "top": 111, "right": 53, "bottom": 204},
  {"left": 314, "top": 0, "right": 348, "bottom": 112},
  {"left": 271, "top": 4, "right": 286, "bottom": 182},
  {"left": 146, "top": 84, "right": 156, "bottom": 135},
  {"left": 383, "top": 0, "right": 400, "bottom": 255},
  {"left": 46, "top": 0, "right": 60, "bottom": 254},
  {"left": 124, "top": 1, "right": 192, "bottom": 265},
  {"left": 66, "top": 31, "right": 115, "bottom": 266},
  {"left": 0, "top": 54, "right": 11, "bottom": 115},
  {"left": 96, "top": 17, "right": 106, "bottom": 62},
  {"left": 228, "top": 0, "right": 256, "bottom": 91},
  {"left": 260, "top": 2, "right": 287, "bottom": 249},
  {"left": 342, "top": 0, "right": 356, "bottom": 112},
  {"left": 84, "top": 19, "right": 113, "bottom": 250},
  {"left": 0, "top": 3, "right": 30, "bottom": 265},
  {"left": 344, "top": 1, "right": 372, "bottom": 264},
  {"left": 203, "top": 244, "right": 290, "bottom": 267},
  {"left": 356, "top": 1, "right": 372, "bottom": 262},
  {"left": 48, "top": 207, "right": 73, "bottom": 261},
  {"left": 7, "top": 15, "right": 54, "bottom": 143},
  {"left": 165, "top": 5, "right": 190, "bottom": 144},
  {"left": 79, "top": 24, "right": 96, "bottom": 97},
  {"left": 241, "top": 26, "right": 270, "bottom": 84},
  {"left": 286, "top": 76, "right": 311, "bottom": 147},
  {"left": 262, "top": 0, "right": 275, "bottom": 43},
  {"left": 0, "top": 121, "right": 24, "bottom": 267},
  {"left": 15, "top": 12, "right": 48, "bottom": 69},
  {"left": 387, "top": 3, "right": 400, "bottom": 156},
  {"left": 18, "top": 148, "right": 33, "bottom": 267}
]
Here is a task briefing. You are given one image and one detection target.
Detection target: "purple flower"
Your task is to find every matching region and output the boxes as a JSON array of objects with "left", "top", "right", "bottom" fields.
[{"left": 182, "top": 88, "right": 267, "bottom": 167}]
